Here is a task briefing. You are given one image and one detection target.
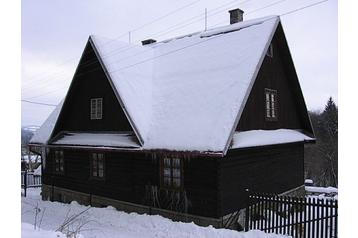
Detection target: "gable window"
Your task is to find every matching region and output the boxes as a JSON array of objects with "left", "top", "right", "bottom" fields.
[
  {"left": 54, "top": 150, "right": 64, "bottom": 174},
  {"left": 90, "top": 98, "right": 103, "bottom": 120},
  {"left": 160, "top": 158, "right": 182, "bottom": 189},
  {"left": 266, "top": 43, "right": 273, "bottom": 58},
  {"left": 91, "top": 153, "right": 105, "bottom": 179},
  {"left": 265, "top": 88, "right": 278, "bottom": 120}
]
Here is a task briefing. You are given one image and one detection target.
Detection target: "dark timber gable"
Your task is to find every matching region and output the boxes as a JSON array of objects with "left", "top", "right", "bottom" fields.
[
  {"left": 51, "top": 40, "right": 134, "bottom": 138},
  {"left": 236, "top": 23, "right": 313, "bottom": 135}
]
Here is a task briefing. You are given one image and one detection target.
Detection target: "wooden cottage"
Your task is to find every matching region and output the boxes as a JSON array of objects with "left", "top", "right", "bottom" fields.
[{"left": 30, "top": 11, "right": 315, "bottom": 228}]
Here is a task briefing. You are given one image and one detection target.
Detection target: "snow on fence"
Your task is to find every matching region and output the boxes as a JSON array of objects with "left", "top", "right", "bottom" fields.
[
  {"left": 245, "top": 192, "right": 338, "bottom": 238},
  {"left": 21, "top": 170, "right": 42, "bottom": 197}
]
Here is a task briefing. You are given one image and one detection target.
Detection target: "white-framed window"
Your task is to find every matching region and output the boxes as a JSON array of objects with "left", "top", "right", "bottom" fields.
[
  {"left": 91, "top": 153, "right": 105, "bottom": 179},
  {"left": 266, "top": 43, "right": 273, "bottom": 58},
  {"left": 90, "top": 98, "right": 103, "bottom": 120},
  {"left": 161, "top": 158, "right": 182, "bottom": 189},
  {"left": 265, "top": 88, "right": 278, "bottom": 120}
]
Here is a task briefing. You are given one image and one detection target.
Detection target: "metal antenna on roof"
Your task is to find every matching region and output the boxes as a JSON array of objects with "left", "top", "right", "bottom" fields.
[{"left": 204, "top": 8, "right": 207, "bottom": 31}]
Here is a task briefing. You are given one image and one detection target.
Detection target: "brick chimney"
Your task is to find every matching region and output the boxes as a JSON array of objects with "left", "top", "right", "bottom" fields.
[
  {"left": 141, "top": 39, "right": 156, "bottom": 45},
  {"left": 228, "top": 8, "right": 244, "bottom": 24}
]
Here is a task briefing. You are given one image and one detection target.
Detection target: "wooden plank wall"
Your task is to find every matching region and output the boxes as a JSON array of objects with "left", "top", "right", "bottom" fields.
[
  {"left": 218, "top": 142, "right": 304, "bottom": 217},
  {"left": 52, "top": 41, "right": 133, "bottom": 136},
  {"left": 237, "top": 28, "right": 310, "bottom": 133},
  {"left": 43, "top": 149, "right": 219, "bottom": 218}
]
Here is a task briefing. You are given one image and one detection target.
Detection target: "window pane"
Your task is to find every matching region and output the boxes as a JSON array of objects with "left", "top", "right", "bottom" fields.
[
  {"left": 271, "top": 94, "right": 275, "bottom": 117},
  {"left": 98, "top": 169, "right": 104, "bottom": 178},
  {"left": 266, "top": 108, "right": 271, "bottom": 118},
  {"left": 173, "top": 168, "right": 181, "bottom": 178},
  {"left": 164, "top": 168, "right": 171, "bottom": 176},
  {"left": 173, "top": 158, "right": 180, "bottom": 168},
  {"left": 97, "top": 99, "right": 103, "bottom": 119},
  {"left": 164, "top": 158, "right": 171, "bottom": 167},
  {"left": 93, "top": 157, "right": 97, "bottom": 172},
  {"left": 164, "top": 177, "right": 171, "bottom": 187},
  {"left": 265, "top": 92, "right": 271, "bottom": 118},
  {"left": 265, "top": 93, "right": 270, "bottom": 104},
  {"left": 93, "top": 170, "right": 97, "bottom": 177},
  {"left": 173, "top": 178, "right": 181, "bottom": 188},
  {"left": 98, "top": 160, "right": 103, "bottom": 170}
]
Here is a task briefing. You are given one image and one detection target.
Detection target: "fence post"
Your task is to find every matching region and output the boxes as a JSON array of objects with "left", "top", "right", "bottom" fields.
[
  {"left": 245, "top": 189, "right": 250, "bottom": 231},
  {"left": 24, "top": 170, "right": 27, "bottom": 197}
]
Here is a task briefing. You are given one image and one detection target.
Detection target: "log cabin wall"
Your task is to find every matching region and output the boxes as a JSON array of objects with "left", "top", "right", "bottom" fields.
[
  {"left": 52, "top": 42, "right": 133, "bottom": 137},
  {"left": 42, "top": 148, "right": 220, "bottom": 218},
  {"left": 218, "top": 142, "right": 304, "bottom": 217},
  {"left": 237, "top": 29, "right": 309, "bottom": 132}
]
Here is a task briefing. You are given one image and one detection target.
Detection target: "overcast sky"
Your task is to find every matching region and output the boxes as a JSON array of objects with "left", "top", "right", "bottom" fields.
[{"left": 21, "top": 0, "right": 337, "bottom": 127}]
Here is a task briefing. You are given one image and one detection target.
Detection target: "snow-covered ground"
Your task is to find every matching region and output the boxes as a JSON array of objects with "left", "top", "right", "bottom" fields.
[
  {"left": 22, "top": 223, "right": 69, "bottom": 238},
  {"left": 22, "top": 188, "right": 290, "bottom": 238}
]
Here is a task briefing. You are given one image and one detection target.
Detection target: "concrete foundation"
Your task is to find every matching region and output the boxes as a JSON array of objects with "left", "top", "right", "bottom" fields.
[
  {"left": 41, "top": 184, "right": 304, "bottom": 229},
  {"left": 41, "top": 184, "right": 228, "bottom": 228}
]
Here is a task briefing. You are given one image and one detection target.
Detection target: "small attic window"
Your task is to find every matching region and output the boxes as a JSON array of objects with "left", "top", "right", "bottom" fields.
[
  {"left": 90, "top": 98, "right": 103, "bottom": 120},
  {"left": 265, "top": 88, "right": 278, "bottom": 121},
  {"left": 266, "top": 44, "right": 273, "bottom": 58}
]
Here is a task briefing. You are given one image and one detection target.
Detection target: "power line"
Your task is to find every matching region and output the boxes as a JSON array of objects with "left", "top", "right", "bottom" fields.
[
  {"left": 83, "top": 0, "right": 332, "bottom": 77},
  {"left": 22, "top": 0, "right": 202, "bottom": 87},
  {"left": 246, "top": 0, "right": 288, "bottom": 15},
  {"left": 22, "top": 0, "right": 252, "bottom": 96},
  {"left": 280, "top": 0, "right": 329, "bottom": 16},
  {"left": 21, "top": 100, "right": 57, "bottom": 107},
  {"left": 211, "top": 0, "right": 330, "bottom": 27},
  {"left": 23, "top": 0, "right": 331, "bottom": 102}
]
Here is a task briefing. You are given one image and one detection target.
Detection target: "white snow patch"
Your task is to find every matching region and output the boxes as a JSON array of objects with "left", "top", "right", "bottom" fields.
[
  {"left": 22, "top": 223, "right": 68, "bottom": 238},
  {"left": 305, "top": 186, "right": 338, "bottom": 194},
  {"left": 22, "top": 188, "right": 290, "bottom": 238},
  {"left": 33, "top": 165, "right": 41, "bottom": 175},
  {"left": 22, "top": 155, "right": 40, "bottom": 162},
  {"left": 52, "top": 132, "right": 140, "bottom": 148},
  {"left": 231, "top": 129, "right": 314, "bottom": 149},
  {"left": 200, "top": 16, "right": 277, "bottom": 38}
]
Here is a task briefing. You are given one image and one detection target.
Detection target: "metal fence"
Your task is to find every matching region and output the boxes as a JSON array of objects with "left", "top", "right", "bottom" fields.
[
  {"left": 245, "top": 192, "right": 338, "bottom": 238},
  {"left": 21, "top": 171, "right": 42, "bottom": 197}
]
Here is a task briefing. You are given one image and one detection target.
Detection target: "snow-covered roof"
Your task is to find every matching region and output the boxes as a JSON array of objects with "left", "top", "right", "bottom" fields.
[
  {"left": 31, "top": 16, "right": 312, "bottom": 153},
  {"left": 34, "top": 165, "right": 42, "bottom": 176},
  {"left": 52, "top": 132, "right": 140, "bottom": 148},
  {"left": 30, "top": 100, "right": 64, "bottom": 144},
  {"left": 231, "top": 129, "right": 315, "bottom": 149}
]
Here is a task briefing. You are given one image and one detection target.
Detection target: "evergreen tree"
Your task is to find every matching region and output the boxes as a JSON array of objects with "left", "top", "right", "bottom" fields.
[{"left": 305, "top": 97, "right": 338, "bottom": 187}]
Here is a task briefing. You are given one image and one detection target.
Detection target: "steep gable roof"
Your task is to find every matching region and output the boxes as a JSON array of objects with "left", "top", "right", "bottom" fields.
[{"left": 31, "top": 16, "right": 313, "bottom": 154}]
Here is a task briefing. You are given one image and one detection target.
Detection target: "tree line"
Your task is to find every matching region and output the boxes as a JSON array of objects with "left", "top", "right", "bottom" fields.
[{"left": 305, "top": 97, "right": 338, "bottom": 187}]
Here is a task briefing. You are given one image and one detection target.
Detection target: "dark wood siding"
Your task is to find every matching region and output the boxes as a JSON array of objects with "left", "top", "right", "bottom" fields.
[
  {"left": 237, "top": 26, "right": 312, "bottom": 133},
  {"left": 218, "top": 142, "right": 304, "bottom": 216},
  {"left": 52, "top": 41, "right": 133, "bottom": 137},
  {"left": 43, "top": 148, "right": 219, "bottom": 218}
]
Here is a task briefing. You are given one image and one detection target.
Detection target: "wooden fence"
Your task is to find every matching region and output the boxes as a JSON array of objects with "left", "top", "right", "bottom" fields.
[
  {"left": 21, "top": 171, "right": 42, "bottom": 197},
  {"left": 245, "top": 192, "right": 338, "bottom": 238}
]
